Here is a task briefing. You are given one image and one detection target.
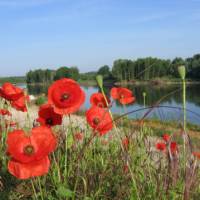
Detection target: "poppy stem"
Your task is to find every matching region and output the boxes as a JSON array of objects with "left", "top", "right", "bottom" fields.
[
  {"left": 37, "top": 177, "right": 44, "bottom": 200},
  {"left": 98, "top": 81, "right": 141, "bottom": 200},
  {"left": 183, "top": 80, "right": 187, "bottom": 114},
  {"left": 31, "top": 179, "right": 38, "bottom": 200},
  {"left": 142, "top": 92, "right": 146, "bottom": 108},
  {"left": 25, "top": 100, "right": 32, "bottom": 129},
  {"left": 53, "top": 152, "right": 61, "bottom": 182}
]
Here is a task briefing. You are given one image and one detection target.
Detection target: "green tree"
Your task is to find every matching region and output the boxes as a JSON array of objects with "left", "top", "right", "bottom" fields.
[
  {"left": 97, "top": 65, "right": 111, "bottom": 80},
  {"left": 170, "top": 57, "right": 185, "bottom": 78},
  {"left": 69, "top": 67, "right": 79, "bottom": 80},
  {"left": 187, "top": 54, "right": 200, "bottom": 79},
  {"left": 54, "top": 66, "right": 71, "bottom": 80}
]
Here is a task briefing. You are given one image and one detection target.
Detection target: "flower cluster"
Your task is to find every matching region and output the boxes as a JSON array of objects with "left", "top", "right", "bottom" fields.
[
  {"left": 1, "top": 78, "right": 136, "bottom": 180},
  {"left": 3, "top": 78, "right": 86, "bottom": 179},
  {"left": 0, "top": 82, "right": 29, "bottom": 112},
  {"left": 156, "top": 134, "right": 178, "bottom": 154},
  {"left": 86, "top": 87, "right": 135, "bottom": 136}
]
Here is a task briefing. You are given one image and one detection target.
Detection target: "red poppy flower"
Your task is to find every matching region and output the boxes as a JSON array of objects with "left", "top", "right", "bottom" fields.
[
  {"left": 170, "top": 142, "right": 177, "bottom": 154},
  {"left": 74, "top": 132, "right": 84, "bottom": 141},
  {"left": 156, "top": 141, "right": 177, "bottom": 154},
  {"left": 162, "top": 134, "right": 170, "bottom": 142},
  {"left": 122, "top": 137, "right": 129, "bottom": 149},
  {"left": 11, "top": 95, "right": 29, "bottom": 112},
  {"left": 8, "top": 156, "right": 50, "bottom": 179},
  {"left": 48, "top": 78, "right": 85, "bottom": 115},
  {"left": 37, "top": 104, "right": 62, "bottom": 126},
  {"left": 86, "top": 106, "right": 113, "bottom": 136},
  {"left": 0, "top": 109, "right": 11, "bottom": 116},
  {"left": 7, "top": 126, "right": 56, "bottom": 163},
  {"left": 156, "top": 142, "right": 166, "bottom": 151},
  {"left": 0, "top": 82, "right": 23, "bottom": 101},
  {"left": 110, "top": 87, "right": 135, "bottom": 105},
  {"left": 90, "top": 93, "right": 110, "bottom": 108},
  {"left": 193, "top": 152, "right": 200, "bottom": 159}
]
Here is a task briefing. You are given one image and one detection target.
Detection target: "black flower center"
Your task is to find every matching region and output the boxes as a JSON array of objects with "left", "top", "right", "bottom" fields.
[
  {"left": 46, "top": 118, "right": 53, "bottom": 125},
  {"left": 97, "top": 102, "right": 104, "bottom": 108},
  {"left": 23, "top": 145, "right": 35, "bottom": 156},
  {"left": 61, "top": 93, "right": 70, "bottom": 101},
  {"left": 120, "top": 94, "right": 124, "bottom": 99},
  {"left": 93, "top": 118, "right": 100, "bottom": 125}
]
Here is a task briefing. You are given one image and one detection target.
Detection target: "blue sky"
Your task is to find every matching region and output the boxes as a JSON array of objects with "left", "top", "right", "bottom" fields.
[{"left": 0, "top": 0, "right": 200, "bottom": 76}]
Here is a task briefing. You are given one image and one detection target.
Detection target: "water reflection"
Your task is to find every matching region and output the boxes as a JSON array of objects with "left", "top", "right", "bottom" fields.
[
  {"left": 26, "top": 83, "right": 200, "bottom": 125},
  {"left": 27, "top": 84, "right": 49, "bottom": 95}
]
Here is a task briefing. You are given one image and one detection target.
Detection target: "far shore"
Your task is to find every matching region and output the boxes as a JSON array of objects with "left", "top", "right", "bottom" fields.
[
  {"left": 13, "top": 79, "right": 200, "bottom": 88},
  {"left": 114, "top": 79, "right": 200, "bottom": 86}
]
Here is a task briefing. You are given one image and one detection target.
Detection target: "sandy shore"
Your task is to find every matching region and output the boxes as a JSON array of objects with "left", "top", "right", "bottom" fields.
[{"left": 10, "top": 105, "right": 86, "bottom": 129}]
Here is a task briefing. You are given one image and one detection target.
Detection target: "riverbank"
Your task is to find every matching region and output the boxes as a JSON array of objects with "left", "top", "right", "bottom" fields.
[
  {"left": 114, "top": 79, "right": 200, "bottom": 86},
  {"left": 10, "top": 105, "right": 200, "bottom": 143},
  {"left": 2, "top": 77, "right": 200, "bottom": 88}
]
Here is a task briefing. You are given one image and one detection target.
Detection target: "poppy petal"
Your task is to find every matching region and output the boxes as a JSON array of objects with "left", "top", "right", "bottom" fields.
[
  {"left": 8, "top": 156, "right": 50, "bottom": 179},
  {"left": 86, "top": 106, "right": 113, "bottom": 135},
  {"left": 48, "top": 78, "right": 85, "bottom": 115}
]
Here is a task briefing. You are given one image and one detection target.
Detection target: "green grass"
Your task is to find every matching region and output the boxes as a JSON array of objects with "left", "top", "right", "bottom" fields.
[{"left": 0, "top": 113, "right": 200, "bottom": 200}]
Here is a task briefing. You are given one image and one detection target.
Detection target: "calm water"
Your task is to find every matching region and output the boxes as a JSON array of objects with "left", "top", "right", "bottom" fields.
[{"left": 18, "top": 83, "right": 200, "bottom": 125}]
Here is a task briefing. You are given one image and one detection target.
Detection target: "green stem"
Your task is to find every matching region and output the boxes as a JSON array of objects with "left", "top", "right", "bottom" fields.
[
  {"left": 64, "top": 116, "right": 68, "bottom": 182},
  {"left": 37, "top": 177, "right": 44, "bottom": 200},
  {"left": 31, "top": 179, "right": 38, "bottom": 200},
  {"left": 53, "top": 152, "right": 61, "bottom": 182},
  {"left": 183, "top": 79, "right": 186, "bottom": 131},
  {"left": 100, "top": 86, "right": 141, "bottom": 200}
]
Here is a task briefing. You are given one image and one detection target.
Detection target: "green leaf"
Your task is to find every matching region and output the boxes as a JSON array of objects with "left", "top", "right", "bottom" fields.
[
  {"left": 57, "top": 186, "right": 74, "bottom": 198},
  {"left": 67, "top": 134, "right": 74, "bottom": 149}
]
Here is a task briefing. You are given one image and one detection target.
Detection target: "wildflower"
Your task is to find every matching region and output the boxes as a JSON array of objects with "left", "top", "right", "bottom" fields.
[
  {"left": 7, "top": 126, "right": 56, "bottom": 163},
  {"left": 162, "top": 134, "right": 170, "bottom": 142},
  {"left": 37, "top": 104, "right": 62, "bottom": 126},
  {"left": 0, "top": 82, "right": 23, "bottom": 101},
  {"left": 193, "top": 152, "right": 200, "bottom": 159},
  {"left": 74, "top": 132, "right": 84, "bottom": 141},
  {"left": 11, "top": 95, "right": 29, "bottom": 112},
  {"left": 170, "top": 142, "right": 178, "bottom": 154},
  {"left": 156, "top": 142, "right": 166, "bottom": 151},
  {"left": 8, "top": 156, "right": 50, "bottom": 180},
  {"left": 86, "top": 106, "right": 113, "bottom": 136},
  {"left": 90, "top": 92, "right": 110, "bottom": 108},
  {"left": 156, "top": 141, "right": 178, "bottom": 154},
  {"left": 110, "top": 87, "right": 135, "bottom": 105},
  {"left": 48, "top": 78, "right": 85, "bottom": 115},
  {"left": 0, "top": 109, "right": 11, "bottom": 116},
  {"left": 122, "top": 137, "right": 129, "bottom": 149},
  {"left": 6, "top": 126, "right": 56, "bottom": 179}
]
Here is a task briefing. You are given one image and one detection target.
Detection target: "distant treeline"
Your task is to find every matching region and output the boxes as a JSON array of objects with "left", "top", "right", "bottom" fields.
[
  {"left": 111, "top": 54, "right": 200, "bottom": 81},
  {"left": 26, "top": 67, "right": 79, "bottom": 84},
  {"left": 25, "top": 53, "right": 200, "bottom": 84},
  {"left": 0, "top": 76, "right": 26, "bottom": 84}
]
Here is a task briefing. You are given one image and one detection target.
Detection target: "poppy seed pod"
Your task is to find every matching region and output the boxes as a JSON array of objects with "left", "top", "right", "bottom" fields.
[{"left": 178, "top": 65, "right": 186, "bottom": 80}]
